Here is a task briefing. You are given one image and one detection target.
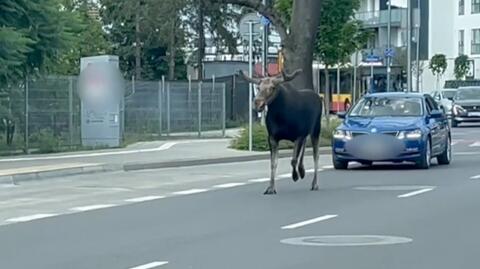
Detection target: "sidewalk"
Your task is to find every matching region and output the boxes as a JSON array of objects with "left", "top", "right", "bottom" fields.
[{"left": 0, "top": 137, "right": 331, "bottom": 184}]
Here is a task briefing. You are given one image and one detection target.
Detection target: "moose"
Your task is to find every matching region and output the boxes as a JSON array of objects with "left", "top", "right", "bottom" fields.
[{"left": 240, "top": 69, "right": 323, "bottom": 194}]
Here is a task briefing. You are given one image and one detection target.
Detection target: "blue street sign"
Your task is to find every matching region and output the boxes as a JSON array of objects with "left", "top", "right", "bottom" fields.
[
  {"left": 365, "top": 54, "right": 381, "bottom": 63},
  {"left": 384, "top": 48, "right": 395, "bottom": 58},
  {"left": 260, "top": 16, "right": 271, "bottom": 26}
]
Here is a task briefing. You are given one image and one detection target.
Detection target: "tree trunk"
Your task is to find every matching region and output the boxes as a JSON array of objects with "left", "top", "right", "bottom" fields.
[
  {"left": 283, "top": 0, "right": 322, "bottom": 90},
  {"left": 168, "top": 19, "right": 177, "bottom": 80},
  {"left": 197, "top": 0, "right": 206, "bottom": 80},
  {"left": 135, "top": 8, "right": 142, "bottom": 80},
  {"left": 324, "top": 66, "right": 330, "bottom": 121}
]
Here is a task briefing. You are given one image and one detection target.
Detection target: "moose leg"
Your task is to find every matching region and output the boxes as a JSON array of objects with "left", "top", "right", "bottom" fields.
[
  {"left": 291, "top": 138, "right": 305, "bottom": 182},
  {"left": 265, "top": 136, "right": 279, "bottom": 195},
  {"left": 298, "top": 139, "right": 307, "bottom": 179},
  {"left": 311, "top": 135, "right": 320, "bottom": 191}
]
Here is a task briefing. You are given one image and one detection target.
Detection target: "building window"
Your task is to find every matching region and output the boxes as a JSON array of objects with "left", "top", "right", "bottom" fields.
[
  {"left": 473, "top": 0, "right": 480, "bottom": 14},
  {"left": 459, "top": 30, "right": 465, "bottom": 55},
  {"left": 459, "top": 0, "right": 465, "bottom": 15},
  {"left": 472, "top": 29, "right": 480, "bottom": 54}
]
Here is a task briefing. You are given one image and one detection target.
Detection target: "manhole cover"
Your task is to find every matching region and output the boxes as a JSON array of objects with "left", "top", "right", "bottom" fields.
[
  {"left": 355, "top": 185, "right": 433, "bottom": 191},
  {"left": 281, "top": 235, "right": 412, "bottom": 247}
]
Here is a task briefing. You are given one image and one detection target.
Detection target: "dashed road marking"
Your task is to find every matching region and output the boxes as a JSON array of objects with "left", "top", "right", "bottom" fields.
[
  {"left": 171, "top": 188, "right": 209, "bottom": 195},
  {"left": 129, "top": 261, "right": 169, "bottom": 269},
  {"left": 212, "top": 182, "right": 247, "bottom": 189},
  {"left": 125, "top": 196, "right": 166, "bottom": 203},
  {"left": 6, "top": 213, "right": 58, "bottom": 223},
  {"left": 322, "top": 165, "right": 334, "bottom": 169},
  {"left": 469, "top": 141, "right": 480, "bottom": 147},
  {"left": 248, "top": 178, "right": 270, "bottom": 183},
  {"left": 470, "top": 174, "right": 480, "bottom": 180},
  {"left": 281, "top": 214, "right": 338, "bottom": 230},
  {"left": 398, "top": 188, "right": 434, "bottom": 198},
  {"left": 70, "top": 204, "right": 116, "bottom": 212}
]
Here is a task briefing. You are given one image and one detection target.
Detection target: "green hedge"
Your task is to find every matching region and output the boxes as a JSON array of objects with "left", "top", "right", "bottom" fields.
[{"left": 230, "top": 118, "right": 342, "bottom": 151}]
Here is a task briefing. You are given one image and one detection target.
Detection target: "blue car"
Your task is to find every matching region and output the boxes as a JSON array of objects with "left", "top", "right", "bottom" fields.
[{"left": 332, "top": 93, "right": 451, "bottom": 169}]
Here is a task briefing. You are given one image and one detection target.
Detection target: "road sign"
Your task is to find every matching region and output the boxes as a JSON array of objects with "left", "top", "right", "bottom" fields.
[
  {"left": 365, "top": 54, "right": 382, "bottom": 63},
  {"left": 260, "top": 15, "right": 271, "bottom": 26},
  {"left": 239, "top": 13, "right": 261, "bottom": 41},
  {"left": 384, "top": 48, "right": 395, "bottom": 58}
]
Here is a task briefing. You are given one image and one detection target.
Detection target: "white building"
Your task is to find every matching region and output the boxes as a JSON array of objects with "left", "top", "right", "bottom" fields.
[{"left": 423, "top": 0, "right": 480, "bottom": 90}]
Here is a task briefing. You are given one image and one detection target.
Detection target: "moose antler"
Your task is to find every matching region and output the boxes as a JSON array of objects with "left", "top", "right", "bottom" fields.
[
  {"left": 282, "top": 69, "right": 302, "bottom": 82},
  {"left": 239, "top": 70, "right": 261, "bottom": 84}
]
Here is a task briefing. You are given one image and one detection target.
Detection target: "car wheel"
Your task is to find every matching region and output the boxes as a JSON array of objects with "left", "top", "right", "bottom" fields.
[
  {"left": 333, "top": 155, "right": 349, "bottom": 170},
  {"left": 416, "top": 138, "right": 431, "bottom": 169},
  {"left": 437, "top": 136, "right": 452, "bottom": 165}
]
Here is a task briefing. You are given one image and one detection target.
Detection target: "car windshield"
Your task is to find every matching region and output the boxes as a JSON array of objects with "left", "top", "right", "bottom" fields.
[
  {"left": 349, "top": 97, "right": 423, "bottom": 117},
  {"left": 455, "top": 88, "right": 480, "bottom": 100},
  {"left": 442, "top": 90, "right": 456, "bottom": 99}
]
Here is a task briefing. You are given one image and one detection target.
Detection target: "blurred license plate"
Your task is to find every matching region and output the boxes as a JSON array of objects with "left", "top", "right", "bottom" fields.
[{"left": 468, "top": 112, "right": 480, "bottom": 117}]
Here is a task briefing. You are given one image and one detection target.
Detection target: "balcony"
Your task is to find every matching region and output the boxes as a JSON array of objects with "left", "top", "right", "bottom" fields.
[{"left": 356, "top": 8, "right": 407, "bottom": 28}]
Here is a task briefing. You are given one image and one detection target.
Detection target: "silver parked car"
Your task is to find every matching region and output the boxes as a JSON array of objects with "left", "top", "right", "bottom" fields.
[{"left": 432, "top": 88, "right": 457, "bottom": 117}]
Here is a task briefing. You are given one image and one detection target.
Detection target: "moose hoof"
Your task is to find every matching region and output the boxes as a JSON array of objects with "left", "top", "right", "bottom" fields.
[
  {"left": 311, "top": 184, "right": 319, "bottom": 191},
  {"left": 292, "top": 169, "right": 299, "bottom": 182},
  {"left": 299, "top": 165, "right": 306, "bottom": 179},
  {"left": 264, "top": 186, "right": 277, "bottom": 195}
]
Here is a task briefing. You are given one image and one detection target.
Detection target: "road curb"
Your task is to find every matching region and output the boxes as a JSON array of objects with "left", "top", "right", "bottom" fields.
[
  {"left": 123, "top": 147, "right": 331, "bottom": 171},
  {"left": 0, "top": 164, "right": 118, "bottom": 185}
]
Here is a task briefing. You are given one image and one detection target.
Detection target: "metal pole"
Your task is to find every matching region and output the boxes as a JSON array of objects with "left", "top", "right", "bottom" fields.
[
  {"left": 371, "top": 65, "right": 374, "bottom": 93},
  {"left": 158, "top": 80, "right": 163, "bottom": 136},
  {"left": 407, "top": 0, "right": 412, "bottom": 92},
  {"left": 68, "top": 77, "right": 74, "bottom": 147},
  {"left": 222, "top": 83, "right": 226, "bottom": 137},
  {"left": 248, "top": 21, "right": 254, "bottom": 152},
  {"left": 188, "top": 75, "right": 192, "bottom": 128},
  {"left": 353, "top": 52, "right": 358, "bottom": 102},
  {"left": 198, "top": 81, "right": 202, "bottom": 137},
  {"left": 336, "top": 66, "right": 340, "bottom": 112},
  {"left": 24, "top": 76, "right": 29, "bottom": 153},
  {"left": 166, "top": 82, "right": 171, "bottom": 136},
  {"left": 415, "top": 0, "right": 421, "bottom": 92},
  {"left": 261, "top": 1, "right": 268, "bottom": 127},
  {"left": 387, "top": 0, "right": 392, "bottom": 92}
]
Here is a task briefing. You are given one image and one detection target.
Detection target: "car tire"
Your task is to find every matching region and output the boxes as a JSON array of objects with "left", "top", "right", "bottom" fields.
[
  {"left": 416, "top": 138, "right": 431, "bottom": 169},
  {"left": 360, "top": 161, "right": 373, "bottom": 166},
  {"left": 333, "top": 156, "right": 349, "bottom": 170},
  {"left": 437, "top": 136, "right": 452, "bottom": 165}
]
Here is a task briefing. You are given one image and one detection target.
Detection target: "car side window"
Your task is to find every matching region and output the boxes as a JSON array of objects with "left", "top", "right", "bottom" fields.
[
  {"left": 433, "top": 92, "right": 441, "bottom": 101},
  {"left": 425, "top": 96, "right": 439, "bottom": 114}
]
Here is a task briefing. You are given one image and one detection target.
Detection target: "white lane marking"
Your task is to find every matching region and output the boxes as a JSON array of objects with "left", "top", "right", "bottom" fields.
[
  {"left": 248, "top": 178, "right": 270, "bottom": 183},
  {"left": 322, "top": 165, "right": 334, "bottom": 169},
  {"left": 125, "top": 196, "right": 166, "bottom": 202},
  {"left": 6, "top": 213, "right": 58, "bottom": 223},
  {"left": 129, "top": 261, "right": 169, "bottom": 269},
  {"left": 281, "top": 214, "right": 338, "bottom": 230},
  {"left": 398, "top": 188, "right": 434, "bottom": 198},
  {"left": 469, "top": 141, "right": 480, "bottom": 147},
  {"left": 278, "top": 173, "right": 290, "bottom": 179},
  {"left": 172, "top": 188, "right": 209, "bottom": 195},
  {"left": 70, "top": 204, "right": 116, "bottom": 212},
  {"left": 213, "top": 182, "right": 246, "bottom": 188},
  {"left": 451, "top": 140, "right": 461, "bottom": 146},
  {"left": 0, "top": 139, "right": 226, "bottom": 162},
  {"left": 470, "top": 174, "right": 480, "bottom": 180},
  {"left": 455, "top": 152, "right": 480, "bottom": 156}
]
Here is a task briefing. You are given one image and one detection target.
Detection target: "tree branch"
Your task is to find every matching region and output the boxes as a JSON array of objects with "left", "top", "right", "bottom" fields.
[{"left": 213, "top": 0, "right": 289, "bottom": 42}]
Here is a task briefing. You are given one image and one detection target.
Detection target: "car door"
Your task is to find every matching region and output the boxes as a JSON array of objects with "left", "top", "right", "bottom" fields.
[{"left": 425, "top": 96, "right": 448, "bottom": 155}]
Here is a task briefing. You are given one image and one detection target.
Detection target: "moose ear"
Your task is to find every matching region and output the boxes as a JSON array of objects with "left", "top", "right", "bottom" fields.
[{"left": 239, "top": 70, "right": 261, "bottom": 84}]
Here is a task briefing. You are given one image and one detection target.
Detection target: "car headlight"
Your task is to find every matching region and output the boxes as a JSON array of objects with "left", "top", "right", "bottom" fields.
[
  {"left": 333, "top": 130, "right": 352, "bottom": 140},
  {"left": 453, "top": 104, "right": 466, "bottom": 115},
  {"left": 397, "top": 129, "right": 422, "bottom": 140}
]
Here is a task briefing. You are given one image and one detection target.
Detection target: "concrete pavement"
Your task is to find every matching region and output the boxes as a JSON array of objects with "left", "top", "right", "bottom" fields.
[{"left": 0, "top": 125, "right": 479, "bottom": 268}]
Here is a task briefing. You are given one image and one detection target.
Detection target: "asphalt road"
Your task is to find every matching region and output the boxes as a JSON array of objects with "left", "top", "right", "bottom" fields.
[{"left": 0, "top": 125, "right": 480, "bottom": 269}]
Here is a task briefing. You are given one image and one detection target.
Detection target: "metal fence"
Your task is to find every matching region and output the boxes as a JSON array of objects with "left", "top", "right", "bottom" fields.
[{"left": 0, "top": 75, "right": 250, "bottom": 154}]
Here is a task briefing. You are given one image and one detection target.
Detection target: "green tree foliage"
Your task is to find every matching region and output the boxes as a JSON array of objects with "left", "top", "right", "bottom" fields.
[
  {"left": 0, "top": 0, "right": 78, "bottom": 85},
  {"left": 454, "top": 55, "right": 470, "bottom": 80},
  {"left": 429, "top": 54, "right": 447, "bottom": 88},
  {"left": 100, "top": 0, "right": 187, "bottom": 80}
]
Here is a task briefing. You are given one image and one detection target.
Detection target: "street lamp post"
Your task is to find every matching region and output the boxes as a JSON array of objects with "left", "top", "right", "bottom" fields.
[
  {"left": 387, "top": 0, "right": 392, "bottom": 92},
  {"left": 415, "top": 0, "right": 421, "bottom": 92},
  {"left": 407, "top": 0, "right": 412, "bottom": 92}
]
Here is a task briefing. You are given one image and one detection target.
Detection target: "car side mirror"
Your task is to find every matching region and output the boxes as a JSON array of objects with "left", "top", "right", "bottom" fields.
[
  {"left": 337, "top": 111, "right": 347, "bottom": 119},
  {"left": 430, "top": 110, "right": 444, "bottom": 119}
]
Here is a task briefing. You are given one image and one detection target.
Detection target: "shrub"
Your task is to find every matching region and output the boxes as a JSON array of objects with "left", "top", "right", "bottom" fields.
[
  {"left": 29, "top": 128, "right": 60, "bottom": 153},
  {"left": 230, "top": 117, "right": 342, "bottom": 151}
]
